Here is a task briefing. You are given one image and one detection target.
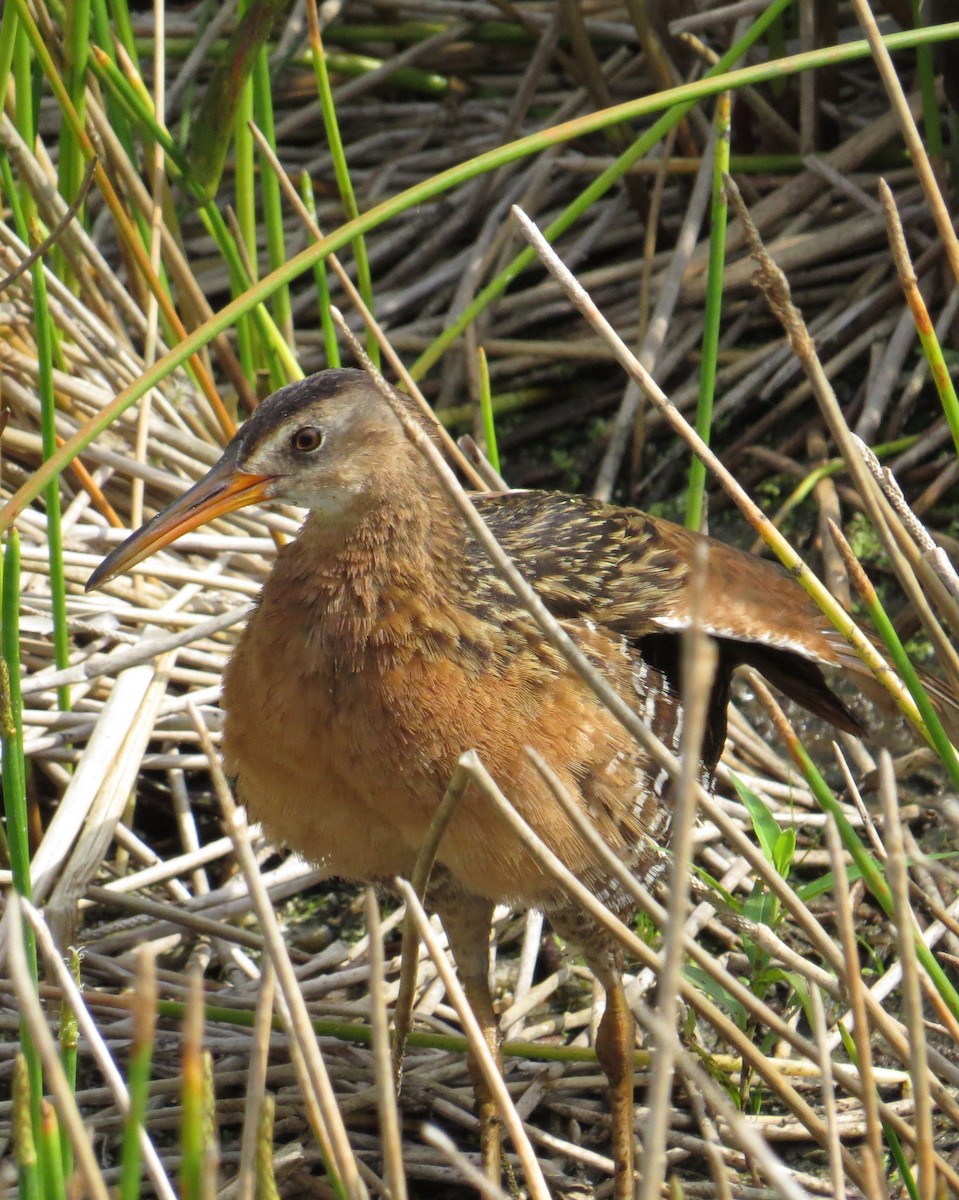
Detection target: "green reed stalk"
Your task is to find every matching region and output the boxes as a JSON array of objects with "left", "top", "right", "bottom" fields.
[
  {"left": 255, "top": 1094, "right": 281, "bottom": 1200},
  {"left": 912, "top": 0, "right": 944, "bottom": 161},
  {"left": 300, "top": 172, "right": 340, "bottom": 367},
  {"left": 199, "top": 202, "right": 299, "bottom": 382},
  {"left": 89, "top": 44, "right": 180, "bottom": 162},
  {"left": 252, "top": 58, "right": 294, "bottom": 350},
  {"left": 180, "top": 972, "right": 206, "bottom": 1200},
  {"left": 58, "top": 949, "right": 81, "bottom": 1179},
  {"left": 477, "top": 347, "right": 501, "bottom": 474},
  {"left": 107, "top": 0, "right": 137, "bottom": 61},
  {"left": 410, "top": 0, "right": 796, "bottom": 380},
  {"left": 2, "top": 533, "right": 42, "bottom": 1128},
  {"left": 13, "top": 1056, "right": 40, "bottom": 1200},
  {"left": 0, "top": 3, "right": 19, "bottom": 97},
  {"left": 0, "top": 153, "right": 71, "bottom": 707},
  {"left": 8, "top": 15, "right": 959, "bottom": 532},
  {"left": 119, "top": 951, "right": 157, "bottom": 1200},
  {"left": 785, "top": 722, "right": 959, "bottom": 1024},
  {"left": 56, "top": 0, "right": 90, "bottom": 280},
  {"left": 88, "top": 44, "right": 295, "bottom": 387},
  {"left": 686, "top": 91, "right": 730, "bottom": 532},
  {"left": 38, "top": 1101, "right": 67, "bottom": 1200},
  {"left": 306, "top": 1, "right": 378, "bottom": 364},
  {"left": 763, "top": 435, "right": 918, "bottom": 534},
  {"left": 829, "top": 519, "right": 959, "bottom": 787},
  {"left": 233, "top": 0, "right": 262, "bottom": 386},
  {"left": 11, "top": 14, "right": 34, "bottom": 156},
  {"left": 89, "top": 0, "right": 136, "bottom": 156}
]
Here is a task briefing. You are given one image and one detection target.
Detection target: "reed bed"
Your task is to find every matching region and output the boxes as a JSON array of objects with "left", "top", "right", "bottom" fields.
[{"left": 2, "top": 2, "right": 959, "bottom": 1197}]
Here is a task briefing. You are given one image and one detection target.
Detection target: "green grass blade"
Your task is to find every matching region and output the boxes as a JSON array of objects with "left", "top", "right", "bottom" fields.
[
  {"left": 310, "top": 48, "right": 449, "bottom": 96},
  {"left": 119, "top": 951, "right": 157, "bottom": 1200},
  {"left": 255, "top": 1094, "right": 280, "bottom": 1200},
  {"left": 38, "top": 1101, "right": 67, "bottom": 1200},
  {"left": 252, "top": 58, "right": 294, "bottom": 349},
  {"left": 12, "top": 15, "right": 35, "bottom": 163},
  {"left": 58, "top": 949, "right": 80, "bottom": 1180},
  {"left": 477, "top": 347, "right": 500, "bottom": 474},
  {"left": 762, "top": 434, "right": 918, "bottom": 533},
  {"left": 2, "top": 532, "right": 42, "bottom": 1130},
  {"left": 56, "top": 0, "right": 90, "bottom": 279},
  {"left": 300, "top": 171, "right": 340, "bottom": 368},
  {"left": 885, "top": 1120, "right": 920, "bottom": 1200},
  {"left": 730, "top": 771, "right": 783, "bottom": 864},
  {"left": 306, "top": 0, "right": 378, "bottom": 364},
  {"left": 234, "top": 7, "right": 257, "bottom": 268},
  {"left": 88, "top": 43, "right": 184, "bottom": 173},
  {"left": 411, "top": 0, "right": 795, "bottom": 382},
  {"left": 89, "top": 0, "right": 137, "bottom": 158},
  {"left": 0, "top": 151, "right": 71, "bottom": 708},
  {"left": 198, "top": 201, "right": 300, "bottom": 384},
  {"left": 107, "top": 0, "right": 137, "bottom": 62},
  {"left": 7, "top": 17, "right": 959, "bottom": 533},
  {"left": 180, "top": 974, "right": 205, "bottom": 1200},
  {"left": 232, "top": 4, "right": 264, "bottom": 389},
  {"left": 0, "top": 3, "right": 20, "bottom": 99},
  {"left": 784, "top": 721, "right": 959, "bottom": 1025},
  {"left": 185, "top": 0, "right": 288, "bottom": 201},
  {"left": 13, "top": 1055, "right": 41, "bottom": 1200},
  {"left": 912, "top": 0, "right": 944, "bottom": 161},
  {"left": 686, "top": 91, "right": 730, "bottom": 531},
  {"left": 829, "top": 518, "right": 959, "bottom": 785}
]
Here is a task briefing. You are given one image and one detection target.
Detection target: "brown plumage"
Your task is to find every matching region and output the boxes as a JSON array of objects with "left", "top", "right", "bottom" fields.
[{"left": 88, "top": 367, "right": 942, "bottom": 1196}]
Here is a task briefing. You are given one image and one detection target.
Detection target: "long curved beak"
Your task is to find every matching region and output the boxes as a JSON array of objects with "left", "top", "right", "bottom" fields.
[{"left": 86, "top": 451, "right": 275, "bottom": 591}]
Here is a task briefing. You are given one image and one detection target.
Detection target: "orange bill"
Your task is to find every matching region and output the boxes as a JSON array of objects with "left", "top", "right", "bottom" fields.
[{"left": 86, "top": 451, "right": 275, "bottom": 591}]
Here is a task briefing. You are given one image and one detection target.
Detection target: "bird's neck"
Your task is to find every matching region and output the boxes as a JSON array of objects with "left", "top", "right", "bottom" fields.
[{"left": 266, "top": 482, "right": 470, "bottom": 663}]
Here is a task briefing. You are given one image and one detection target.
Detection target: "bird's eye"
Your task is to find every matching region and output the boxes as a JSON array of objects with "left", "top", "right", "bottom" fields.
[{"left": 291, "top": 426, "right": 324, "bottom": 453}]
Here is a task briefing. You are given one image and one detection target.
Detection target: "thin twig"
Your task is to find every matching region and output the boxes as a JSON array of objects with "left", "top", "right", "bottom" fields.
[
  {"left": 187, "top": 702, "right": 369, "bottom": 1200},
  {"left": 878, "top": 751, "right": 935, "bottom": 1200}
]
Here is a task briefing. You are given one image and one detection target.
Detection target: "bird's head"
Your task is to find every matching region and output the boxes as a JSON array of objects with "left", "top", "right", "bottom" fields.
[{"left": 87, "top": 369, "right": 417, "bottom": 590}]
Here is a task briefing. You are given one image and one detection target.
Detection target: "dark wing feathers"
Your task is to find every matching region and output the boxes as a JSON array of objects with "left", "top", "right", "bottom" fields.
[{"left": 472, "top": 490, "right": 956, "bottom": 744}]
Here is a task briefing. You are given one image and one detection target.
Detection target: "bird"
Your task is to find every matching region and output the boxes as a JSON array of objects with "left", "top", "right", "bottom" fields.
[{"left": 86, "top": 367, "right": 948, "bottom": 1196}]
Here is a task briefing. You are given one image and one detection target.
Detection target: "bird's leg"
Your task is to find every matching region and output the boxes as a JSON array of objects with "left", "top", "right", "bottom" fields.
[
  {"left": 432, "top": 889, "right": 503, "bottom": 1181},
  {"left": 588, "top": 944, "right": 637, "bottom": 1200}
]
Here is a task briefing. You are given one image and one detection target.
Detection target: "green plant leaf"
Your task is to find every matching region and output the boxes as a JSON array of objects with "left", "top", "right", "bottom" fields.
[
  {"left": 730, "top": 771, "right": 783, "bottom": 864},
  {"left": 772, "top": 827, "right": 796, "bottom": 878},
  {"left": 684, "top": 964, "right": 749, "bottom": 1030}
]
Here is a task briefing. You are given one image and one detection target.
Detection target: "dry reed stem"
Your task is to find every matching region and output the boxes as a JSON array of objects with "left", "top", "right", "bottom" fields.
[
  {"left": 3, "top": 19, "right": 957, "bottom": 1195},
  {"left": 454, "top": 751, "right": 872, "bottom": 1191},
  {"left": 851, "top": 0, "right": 959, "bottom": 287},
  {"left": 420, "top": 1126, "right": 512, "bottom": 1200},
  {"left": 806, "top": 985, "right": 844, "bottom": 1200},
  {"left": 236, "top": 959, "right": 276, "bottom": 1200},
  {"left": 822, "top": 812, "right": 886, "bottom": 1200},
  {"left": 21, "top": 899, "right": 177, "bottom": 1200},
  {"left": 639, "top": 594, "right": 717, "bottom": 1200},
  {"left": 7, "top": 894, "right": 113, "bottom": 1200},
  {"left": 395, "top": 877, "right": 552, "bottom": 1200},
  {"left": 391, "top": 756, "right": 475, "bottom": 1087},
  {"left": 364, "top": 888, "right": 408, "bottom": 1200},
  {"left": 594, "top": 130, "right": 717, "bottom": 500},
  {"left": 187, "top": 703, "right": 368, "bottom": 1200},
  {"left": 878, "top": 751, "right": 935, "bottom": 1200},
  {"left": 511, "top": 201, "right": 920, "bottom": 733}
]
